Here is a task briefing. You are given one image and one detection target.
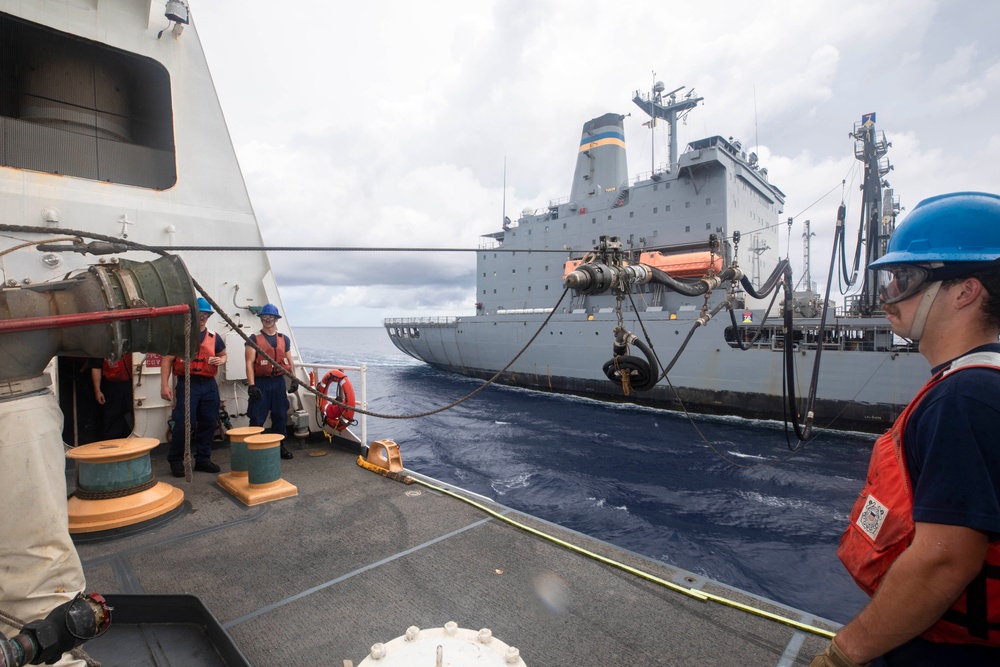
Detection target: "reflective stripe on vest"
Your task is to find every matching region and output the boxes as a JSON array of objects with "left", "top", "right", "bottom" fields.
[
  {"left": 837, "top": 354, "right": 1000, "bottom": 645},
  {"left": 172, "top": 331, "right": 219, "bottom": 378},
  {"left": 252, "top": 333, "right": 291, "bottom": 378}
]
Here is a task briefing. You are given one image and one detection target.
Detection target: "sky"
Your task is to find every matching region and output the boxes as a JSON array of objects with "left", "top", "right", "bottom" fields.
[{"left": 191, "top": 0, "right": 1000, "bottom": 327}]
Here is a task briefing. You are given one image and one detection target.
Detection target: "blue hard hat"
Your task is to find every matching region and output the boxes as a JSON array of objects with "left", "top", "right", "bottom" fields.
[
  {"left": 870, "top": 192, "right": 1000, "bottom": 270},
  {"left": 260, "top": 303, "right": 281, "bottom": 319},
  {"left": 196, "top": 297, "right": 214, "bottom": 314}
]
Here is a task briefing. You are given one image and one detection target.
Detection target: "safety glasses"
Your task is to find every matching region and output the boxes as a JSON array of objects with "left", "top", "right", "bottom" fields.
[
  {"left": 877, "top": 265, "right": 934, "bottom": 304},
  {"left": 877, "top": 261, "right": 999, "bottom": 304}
]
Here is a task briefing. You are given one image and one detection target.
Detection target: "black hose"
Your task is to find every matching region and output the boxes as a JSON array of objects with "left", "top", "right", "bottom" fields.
[
  {"left": 648, "top": 266, "right": 739, "bottom": 295},
  {"left": 602, "top": 335, "right": 659, "bottom": 391},
  {"left": 779, "top": 263, "right": 812, "bottom": 444},
  {"left": 739, "top": 259, "right": 789, "bottom": 299}
]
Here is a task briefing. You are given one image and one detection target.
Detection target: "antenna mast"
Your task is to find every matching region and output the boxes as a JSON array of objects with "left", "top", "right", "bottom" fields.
[
  {"left": 749, "top": 233, "right": 770, "bottom": 285},
  {"left": 633, "top": 82, "right": 702, "bottom": 172},
  {"left": 502, "top": 156, "right": 506, "bottom": 226},
  {"left": 851, "top": 113, "right": 897, "bottom": 314},
  {"left": 802, "top": 219, "right": 815, "bottom": 293}
]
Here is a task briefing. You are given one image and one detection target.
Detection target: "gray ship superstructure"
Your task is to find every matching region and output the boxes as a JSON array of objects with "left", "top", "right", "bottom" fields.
[{"left": 386, "top": 88, "right": 924, "bottom": 433}]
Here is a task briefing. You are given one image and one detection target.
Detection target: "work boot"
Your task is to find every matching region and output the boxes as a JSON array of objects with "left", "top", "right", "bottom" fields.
[
  {"left": 280, "top": 445, "right": 293, "bottom": 460},
  {"left": 194, "top": 460, "right": 221, "bottom": 473},
  {"left": 170, "top": 461, "right": 184, "bottom": 478}
]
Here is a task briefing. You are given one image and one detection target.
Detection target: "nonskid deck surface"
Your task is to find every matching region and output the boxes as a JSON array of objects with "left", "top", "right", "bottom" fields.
[{"left": 75, "top": 442, "right": 838, "bottom": 666}]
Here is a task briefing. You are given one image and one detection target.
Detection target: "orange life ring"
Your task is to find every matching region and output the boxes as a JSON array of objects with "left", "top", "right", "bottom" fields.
[{"left": 316, "top": 369, "right": 356, "bottom": 431}]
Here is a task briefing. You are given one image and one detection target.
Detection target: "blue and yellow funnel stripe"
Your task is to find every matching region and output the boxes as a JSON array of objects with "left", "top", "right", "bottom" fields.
[{"left": 579, "top": 130, "right": 625, "bottom": 152}]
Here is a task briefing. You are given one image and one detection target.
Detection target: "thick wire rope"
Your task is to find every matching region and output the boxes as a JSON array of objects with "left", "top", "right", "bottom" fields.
[
  {"left": 0, "top": 222, "right": 577, "bottom": 422},
  {"left": 142, "top": 245, "right": 582, "bottom": 253},
  {"left": 200, "top": 282, "right": 571, "bottom": 421}
]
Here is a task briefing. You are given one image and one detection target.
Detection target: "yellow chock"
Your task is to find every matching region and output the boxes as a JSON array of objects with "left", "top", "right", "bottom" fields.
[{"left": 357, "top": 439, "right": 411, "bottom": 483}]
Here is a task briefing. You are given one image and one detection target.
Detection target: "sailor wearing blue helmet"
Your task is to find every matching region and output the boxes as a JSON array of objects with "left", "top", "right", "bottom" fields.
[
  {"left": 814, "top": 193, "right": 1000, "bottom": 666},
  {"left": 245, "top": 303, "right": 297, "bottom": 459},
  {"left": 160, "top": 296, "right": 228, "bottom": 477}
]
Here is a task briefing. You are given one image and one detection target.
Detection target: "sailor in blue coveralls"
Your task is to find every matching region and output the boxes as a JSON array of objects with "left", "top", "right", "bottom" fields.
[
  {"left": 160, "top": 297, "right": 228, "bottom": 477},
  {"left": 244, "top": 303, "right": 297, "bottom": 459}
]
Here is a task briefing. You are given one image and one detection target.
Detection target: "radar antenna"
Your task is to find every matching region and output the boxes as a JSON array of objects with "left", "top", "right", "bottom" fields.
[{"left": 633, "top": 81, "right": 703, "bottom": 173}]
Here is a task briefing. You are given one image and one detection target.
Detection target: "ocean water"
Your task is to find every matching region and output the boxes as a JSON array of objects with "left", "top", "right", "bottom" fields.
[{"left": 295, "top": 326, "right": 873, "bottom": 624}]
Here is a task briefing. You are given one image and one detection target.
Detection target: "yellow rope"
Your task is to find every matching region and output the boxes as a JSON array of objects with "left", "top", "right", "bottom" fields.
[{"left": 408, "top": 475, "right": 836, "bottom": 639}]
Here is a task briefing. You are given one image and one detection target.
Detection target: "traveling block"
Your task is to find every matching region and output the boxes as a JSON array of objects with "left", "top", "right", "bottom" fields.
[
  {"left": 67, "top": 437, "right": 185, "bottom": 534},
  {"left": 216, "top": 426, "right": 265, "bottom": 497},
  {"left": 228, "top": 433, "right": 298, "bottom": 506}
]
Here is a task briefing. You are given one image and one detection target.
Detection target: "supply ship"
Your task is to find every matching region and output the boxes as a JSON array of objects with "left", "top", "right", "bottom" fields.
[
  {"left": 385, "top": 85, "right": 926, "bottom": 434},
  {"left": 0, "top": 2, "right": 846, "bottom": 665}
]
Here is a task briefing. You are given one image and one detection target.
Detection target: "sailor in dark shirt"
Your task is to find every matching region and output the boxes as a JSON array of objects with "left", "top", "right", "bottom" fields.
[
  {"left": 160, "top": 297, "right": 227, "bottom": 477},
  {"left": 813, "top": 193, "right": 1000, "bottom": 667}
]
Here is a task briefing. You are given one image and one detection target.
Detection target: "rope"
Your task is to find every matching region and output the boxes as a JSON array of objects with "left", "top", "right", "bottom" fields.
[
  {"left": 191, "top": 271, "right": 571, "bottom": 421},
  {"left": 183, "top": 313, "right": 192, "bottom": 481},
  {"left": 0, "top": 607, "right": 25, "bottom": 630},
  {"left": 0, "top": 235, "right": 83, "bottom": 257},
  {"left": 73, "top": 477, "right": 157, "bottom": 500}
]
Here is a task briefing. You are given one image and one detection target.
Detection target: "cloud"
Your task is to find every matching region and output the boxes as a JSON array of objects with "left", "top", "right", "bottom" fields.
[{"left": 192, "top": 0, "right": 1000, "bottom": 326}]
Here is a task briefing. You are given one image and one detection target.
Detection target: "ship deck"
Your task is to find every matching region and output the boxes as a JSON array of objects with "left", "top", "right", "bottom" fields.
[{"left": 75, "top": 440, "right": 839, "bottom": 666}]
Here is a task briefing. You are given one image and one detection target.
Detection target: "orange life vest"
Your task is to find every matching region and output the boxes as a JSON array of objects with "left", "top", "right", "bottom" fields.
[
  {"left": 172, "top": 331, "right": 219, "bottom": 378},
  {"left": 102, "top": 353, "right": 132, "bottom": 382},
  {"left": 251, "top": 332, "right": 291, "bottom": 378},
  {"left": 837, "top": 354, "right": 1000, "bottom": 645}
]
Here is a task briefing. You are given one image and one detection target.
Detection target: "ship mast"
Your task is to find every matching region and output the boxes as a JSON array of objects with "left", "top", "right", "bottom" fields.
[
  {"left": 633, "top": 82, "right": 702, "bottom": 172},
  {"left": 802, "top": 219, "right": 815, "bottom": 293},
  {"left": 749, "top": 233, "right": 770, "bottom": 286},
  {"left": 852, "top": 113, "right": 898, "bottom": 314}
]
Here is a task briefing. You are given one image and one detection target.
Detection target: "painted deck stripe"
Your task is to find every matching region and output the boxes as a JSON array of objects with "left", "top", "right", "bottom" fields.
[{"left": 222, "top": 517, "right": 493, "bottom": 629}]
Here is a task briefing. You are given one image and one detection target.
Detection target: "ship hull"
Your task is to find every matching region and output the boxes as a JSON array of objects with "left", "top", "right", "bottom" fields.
[{"left": 387, "top": 312, "right": 927, "bottom": 434}]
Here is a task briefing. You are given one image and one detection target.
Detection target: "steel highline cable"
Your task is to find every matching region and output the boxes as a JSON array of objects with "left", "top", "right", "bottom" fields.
[{"left": 145, "top": 245, "right": 579, "bottom": 253}]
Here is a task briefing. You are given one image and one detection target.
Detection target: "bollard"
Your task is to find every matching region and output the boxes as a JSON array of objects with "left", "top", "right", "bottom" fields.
[
  {"left": 226, "top": 433, "right": 298, "bottom": 506},
  {"left": 216, "top": 426, "right": 264, "bottom": 498},
  {"left": 67, "top": 437, "right": 184, "bottom": 534}
]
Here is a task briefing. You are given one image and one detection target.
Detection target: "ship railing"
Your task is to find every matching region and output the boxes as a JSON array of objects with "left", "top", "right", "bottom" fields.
[
  {"left": 384, "top": 316, "right": 457, "bottom": 327},
  {"left": 632, "top": 164, "right": 671, "bottom": 184},
  {"left": 299, "top": 362, "right": 368, "bottom": 448}
]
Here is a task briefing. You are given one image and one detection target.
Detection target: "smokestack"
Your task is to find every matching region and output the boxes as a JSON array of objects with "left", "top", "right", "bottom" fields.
[{"left": 570, "top": 113, "right": 627, "bottom": 206}]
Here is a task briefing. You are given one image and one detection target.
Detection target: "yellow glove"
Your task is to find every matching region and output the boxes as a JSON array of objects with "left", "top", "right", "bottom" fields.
[{"left": 808, "top": 639, "right": 869, "bottom": 667}]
